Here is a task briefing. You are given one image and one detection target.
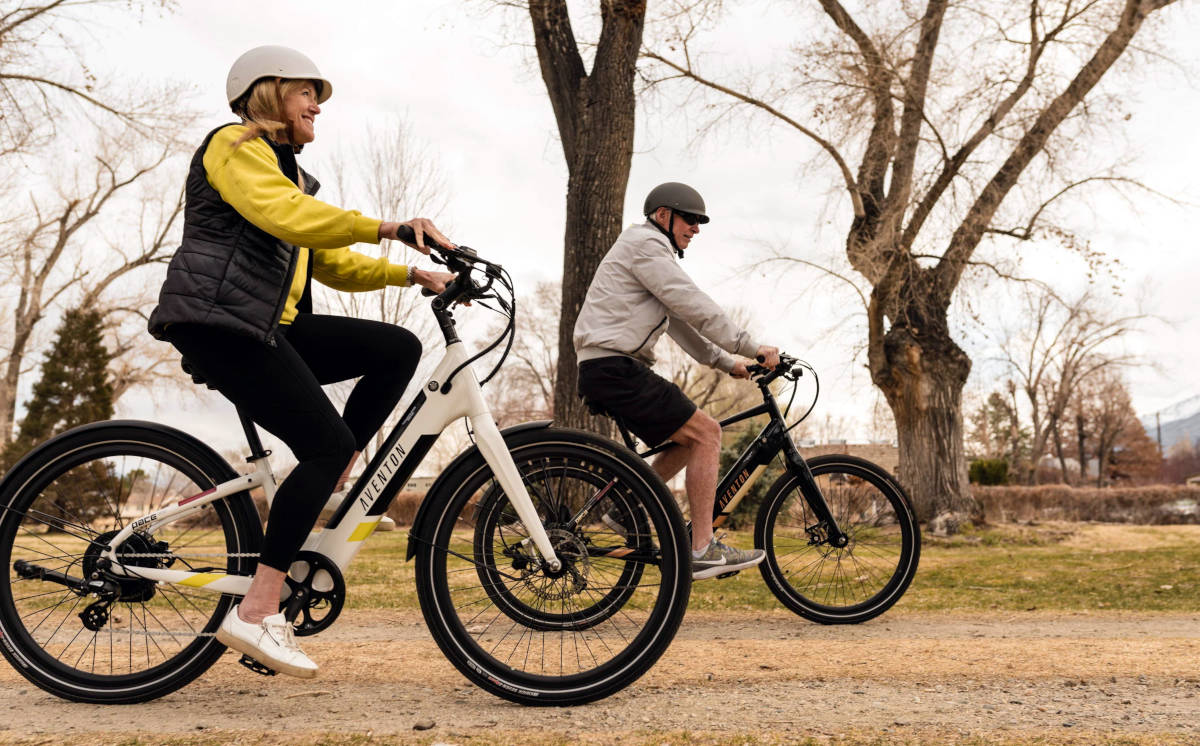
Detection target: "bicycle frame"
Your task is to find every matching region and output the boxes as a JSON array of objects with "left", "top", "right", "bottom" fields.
[
  {"left": 632, "top": 375, "right": 849, "bottom": 547},
  {"left": 102, "top": 309, "right": 563, "bottom": 592}
]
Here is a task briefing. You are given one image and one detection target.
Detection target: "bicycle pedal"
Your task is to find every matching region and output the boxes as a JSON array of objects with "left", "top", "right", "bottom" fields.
[
  {"left": 715, "top": 570, "right": 742, "bottom": 580},
  {"left": 238, "top": 654, "right": 277, "bottom": 677}
]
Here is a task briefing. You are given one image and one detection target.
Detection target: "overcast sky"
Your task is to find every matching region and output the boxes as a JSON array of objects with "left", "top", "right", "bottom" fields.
[{"left": 55, "top": 0, "right": 1200, "bottom": 458}]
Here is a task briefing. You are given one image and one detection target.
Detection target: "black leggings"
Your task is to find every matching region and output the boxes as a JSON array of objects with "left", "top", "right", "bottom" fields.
[{"left": 165, "top": 314, "right": 421, "bottom": 571}]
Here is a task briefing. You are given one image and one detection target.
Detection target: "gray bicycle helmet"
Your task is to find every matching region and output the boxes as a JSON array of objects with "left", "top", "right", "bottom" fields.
[
  {"left": 643, "top": 182, "right": 710, "bottom": 223},
  {"left": 226, "top": 45, "right": 333, "bottom": 112}
]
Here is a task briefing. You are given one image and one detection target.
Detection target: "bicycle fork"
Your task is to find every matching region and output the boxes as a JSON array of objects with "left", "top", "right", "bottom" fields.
[{"left": 780, "top": 438, "right": 849, "bottom": 548}]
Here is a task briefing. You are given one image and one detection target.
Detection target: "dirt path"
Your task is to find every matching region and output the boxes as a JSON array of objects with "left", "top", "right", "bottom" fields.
[{"left": 2, "top": 610, "right": 1198, "bottom": 744}]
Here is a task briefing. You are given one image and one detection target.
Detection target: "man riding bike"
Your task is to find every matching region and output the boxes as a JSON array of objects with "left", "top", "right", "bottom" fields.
[{"left": 574, "top": 182, "right": 780, "bottom": 579}]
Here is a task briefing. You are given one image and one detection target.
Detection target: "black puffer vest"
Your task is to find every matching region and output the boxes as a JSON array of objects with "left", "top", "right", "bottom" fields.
[{"left": 147, "top": 124, "right": 320, "bottom": 345}]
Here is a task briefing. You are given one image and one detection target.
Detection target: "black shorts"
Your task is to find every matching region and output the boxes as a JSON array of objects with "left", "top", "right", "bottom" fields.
[{"left": 578, "top": 356, "right": 696, "bottom": 447}]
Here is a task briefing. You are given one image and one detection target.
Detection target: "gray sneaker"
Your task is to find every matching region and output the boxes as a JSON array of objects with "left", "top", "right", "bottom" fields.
[{"left": 691, "top": 536, "right": 765, "bottom": 580}]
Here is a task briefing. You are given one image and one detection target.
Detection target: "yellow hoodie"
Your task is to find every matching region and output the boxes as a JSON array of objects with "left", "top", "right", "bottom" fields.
[{"left": 201, "top": 125, "right": 410, "bottom": 325}]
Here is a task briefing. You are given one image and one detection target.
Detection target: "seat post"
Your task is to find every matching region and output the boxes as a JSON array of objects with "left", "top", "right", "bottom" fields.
[{"left": 236, "top": 407, "right": 270, "bottom": 461}]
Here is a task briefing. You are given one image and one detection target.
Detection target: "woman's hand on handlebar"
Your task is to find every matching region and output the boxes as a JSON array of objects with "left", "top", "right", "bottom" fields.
[
  {"left": 410, "top": 267, "right": 456, "bottom": 294},
  {"left": 380, "top": 218, "right": 457, "bottom": 253}
]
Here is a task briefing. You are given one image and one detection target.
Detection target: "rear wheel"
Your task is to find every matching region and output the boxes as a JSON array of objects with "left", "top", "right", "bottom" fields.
[
  {"left": 416, "top": 426, "right": 690, "bottom": 705},
  {"left": 755, "top": 454, "right": 919, "bottom": 624},
  {"left": 0, "top": 422, "right": 262, "bottom": 703}
]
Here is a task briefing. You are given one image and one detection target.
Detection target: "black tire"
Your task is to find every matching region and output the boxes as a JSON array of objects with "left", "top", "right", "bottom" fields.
[
  {"left": 415, "top": 426, "right": 690, "bottom": 705},
  {"left": 0, "top": 421, "right": 262, "bottom": 703},
  {"left": 754, "top": 454, "right": 919, "bottom": 624}
]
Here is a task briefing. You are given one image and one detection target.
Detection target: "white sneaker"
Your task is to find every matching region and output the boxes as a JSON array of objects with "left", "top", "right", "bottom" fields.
[{"left": 216, "top": 604, "right": 318, "bottom": 678}]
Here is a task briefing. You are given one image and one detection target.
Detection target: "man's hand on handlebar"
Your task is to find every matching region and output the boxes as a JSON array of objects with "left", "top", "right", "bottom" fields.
[
  {"left": 756, "top": 345, "right": 781, "bottom": 369},
  {"left": 379, "top": 218, "right": 457, "bottom": 254},
  {"left": 729, "top": 360, "right": 752, "bottom": 380},
  {"left": 410, "top": 267, "right": 456, "bottom": 295}
]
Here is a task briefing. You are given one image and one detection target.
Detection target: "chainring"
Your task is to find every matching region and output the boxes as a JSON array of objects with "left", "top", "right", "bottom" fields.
[{"left": 281, "top": 550, "right": 346, "bottom": 637}]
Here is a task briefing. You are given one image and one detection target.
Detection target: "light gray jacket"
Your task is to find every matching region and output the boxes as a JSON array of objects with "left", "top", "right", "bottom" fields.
[{"left": 573, "top": 221, "right": 760, "bottom": 372}]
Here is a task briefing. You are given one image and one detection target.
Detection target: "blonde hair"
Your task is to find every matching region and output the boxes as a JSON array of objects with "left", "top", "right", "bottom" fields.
[{"left": 232, "top": 78, "right": 317, "bottom": 148}]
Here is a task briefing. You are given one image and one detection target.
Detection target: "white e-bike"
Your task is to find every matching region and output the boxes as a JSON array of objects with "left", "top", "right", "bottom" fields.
[{"left": 0, "top": 238, "right": 691, "bottom": 706}]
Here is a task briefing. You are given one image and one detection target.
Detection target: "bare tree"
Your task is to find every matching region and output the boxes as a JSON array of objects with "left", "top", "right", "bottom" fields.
[
  {"left": 0, "top": 131, "right": 183, "bottom": 443},
  {"left": 1068, "top": 369, "right": 1158, "bottom": 486},
  {"left": 311, "top": 117, "right": 450, "bottom": 456},
  {"left": 523, "top": 0, "right": 646, "bottom": 432},
  {"left": 316, "top": 118, "right": 447, "bottom": 341},
  {"left": 484, "top": 280, "right": 560, "bottom": 428},
  {"left": 644, "top": 0, "right": 1181, "bottom": 519},
  {"left": 1000, "top": 287, "right": 1143, "bottom": 484},
  {"left": 0, "top": 0, "right": 180, "bottom": 156}
]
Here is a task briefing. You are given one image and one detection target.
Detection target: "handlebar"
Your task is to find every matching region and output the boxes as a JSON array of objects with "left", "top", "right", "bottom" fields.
[
  {"left": 394, "top": 224, "right": 502, "bottom": 306},
  {"left": 747, "top": 352, "right": 802, "bottom": 385}
]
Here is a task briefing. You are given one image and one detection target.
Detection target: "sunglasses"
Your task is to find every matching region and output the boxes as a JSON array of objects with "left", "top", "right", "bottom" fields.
[{"left": 673, "top": 210, "right": 702, "bottom": 226}]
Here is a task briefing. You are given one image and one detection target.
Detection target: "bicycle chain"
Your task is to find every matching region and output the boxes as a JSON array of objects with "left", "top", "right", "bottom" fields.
[{"left": 111, "top": 552, "right": 261, "bottom": 559}]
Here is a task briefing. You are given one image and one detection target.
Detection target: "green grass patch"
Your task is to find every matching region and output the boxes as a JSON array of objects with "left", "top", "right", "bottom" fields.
[{"left": 339, "top": 523, "right": 1200, "bottom": 614}]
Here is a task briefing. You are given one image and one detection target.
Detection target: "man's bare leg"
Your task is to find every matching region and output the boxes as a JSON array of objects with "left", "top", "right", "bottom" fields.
[
  {"left": 655, "top": 409, "right": 722, "bottom": 552},
  {"left": 650, "top": 444, "right": 689, "bottom": 483}
]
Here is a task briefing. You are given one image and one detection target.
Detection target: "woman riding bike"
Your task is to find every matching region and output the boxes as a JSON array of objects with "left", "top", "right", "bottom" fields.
[{"left": 147, "top": 45, "right": 455, "bottom": 678}]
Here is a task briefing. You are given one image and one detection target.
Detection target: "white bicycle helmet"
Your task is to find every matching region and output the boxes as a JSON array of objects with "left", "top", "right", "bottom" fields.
[{"left": 226, "top": 45, "right": 333, "bottom": 111}]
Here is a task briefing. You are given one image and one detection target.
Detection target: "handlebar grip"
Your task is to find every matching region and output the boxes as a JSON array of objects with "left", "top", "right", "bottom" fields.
[
  {"left": 395, "top": 224, "right": 444, "bottom": 251},
  {"left": 420, "top": 287, "right": 437, "bottom": 297},
  {"left": 756, "top": 355, "right": 766, "bottom": 363}
]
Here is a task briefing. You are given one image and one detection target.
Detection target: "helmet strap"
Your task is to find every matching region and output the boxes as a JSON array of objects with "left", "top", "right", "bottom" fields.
[{"left": 649, "top": 209, "right": 685, "bottom": 259}]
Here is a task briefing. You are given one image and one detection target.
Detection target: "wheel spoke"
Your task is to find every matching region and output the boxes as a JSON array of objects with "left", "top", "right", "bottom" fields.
[
  {"left": 421, "top": 435, "right": 688, "bottom": 704},
  {"left": 0, "top": 433, "right": 254, "bottom": 700},
  {"left": 761, "top": 459, "right": 918, "bottom": 623}
]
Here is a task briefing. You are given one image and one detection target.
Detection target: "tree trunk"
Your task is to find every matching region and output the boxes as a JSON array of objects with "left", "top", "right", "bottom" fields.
[
  {"left": 553, "top": 142, "right": 634, "bottom": 433},
  {"left": 870, "top": 282, "right": 978, "bottom": 523},
  {"left": 1076, "top": 411, "right": 1088, "bottom": 484},
  {"left": 530, "top": 0, "right": 646, "bottom": 433},
  {"left": 1051, "top": 415, "right": 1070, "bottom": 485}
]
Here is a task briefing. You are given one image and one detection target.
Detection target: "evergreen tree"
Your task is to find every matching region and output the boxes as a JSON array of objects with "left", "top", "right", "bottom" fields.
[
  {"left": 2, "top": 309, "right": 115, "bottom": 525},
  {"left": 2, "top": 308, "right": 116, "bottom": 528},
  {"left": 16, "top": 308, "right": 114, "bottom": 445}
]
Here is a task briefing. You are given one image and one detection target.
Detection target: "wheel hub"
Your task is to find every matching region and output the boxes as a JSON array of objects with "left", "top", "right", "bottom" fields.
[
  {"left": 82, "top": 530, "right": 167, "bottom": 603},
  {"left": 522, "top": 528, "right": 590, "bottom": 599}
]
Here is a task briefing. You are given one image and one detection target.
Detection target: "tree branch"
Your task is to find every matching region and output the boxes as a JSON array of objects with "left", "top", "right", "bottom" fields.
[
  {"left": 641, "top": 49, "right": 864, "bottom": 217},
  {"left": 934, "top": 0, "right": 1178, "bottom": 307},
  {"left": 528, "top": 0, "right": 587, "bottom": 164}
]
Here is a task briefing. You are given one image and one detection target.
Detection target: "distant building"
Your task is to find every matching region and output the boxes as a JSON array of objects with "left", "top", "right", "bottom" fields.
[{"left": 797, "top": 441, "right": 900, "bottom": 476}]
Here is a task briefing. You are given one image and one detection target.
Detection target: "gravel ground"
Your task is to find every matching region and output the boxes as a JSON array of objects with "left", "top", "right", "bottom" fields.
[{"left": 1, "top": 609, "right": 1198, "bottom": 744}]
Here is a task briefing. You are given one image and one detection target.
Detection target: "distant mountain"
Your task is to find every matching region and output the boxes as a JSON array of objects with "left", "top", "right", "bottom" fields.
[{"left": 1142, "top": 396, "right": 1200, "bottom": 451}]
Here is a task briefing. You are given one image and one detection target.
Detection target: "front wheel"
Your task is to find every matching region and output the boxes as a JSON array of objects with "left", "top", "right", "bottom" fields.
[
  {"left": 415, "top": 426, "right": 690, "bottom": 706},
  {"left": 755, "top": 454, "right": 919, "bottom": 624},
  {"left": 0, "top": 422, "right": 262, "bottom": 703}
]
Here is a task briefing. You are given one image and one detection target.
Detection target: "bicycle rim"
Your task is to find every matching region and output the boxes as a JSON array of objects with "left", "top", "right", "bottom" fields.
[
  {"left": 417, "top": 431, "right": 689, "bottom": 705},
  {"left": 0, "top": 432, "right": 256, "bottom": 701},
  {"left": 756, "top": 455, "right": 919, "bottom": 624}
]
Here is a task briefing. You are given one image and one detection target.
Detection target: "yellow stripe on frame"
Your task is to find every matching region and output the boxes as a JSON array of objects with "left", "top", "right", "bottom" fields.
[
  {"left": 179, "top": 572, "right": 224, "bottom": 587},
  {"left": 347, "top": 520, "right": 380, "bottom": 542}
]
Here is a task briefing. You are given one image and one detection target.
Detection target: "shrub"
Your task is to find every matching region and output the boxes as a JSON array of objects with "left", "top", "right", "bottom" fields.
[
  {"left": 969, "top": 458, "right": 1009, "bottom": 485},
  {"left": 974, "top": 484, "right": 1200, "bottom": 524}
]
